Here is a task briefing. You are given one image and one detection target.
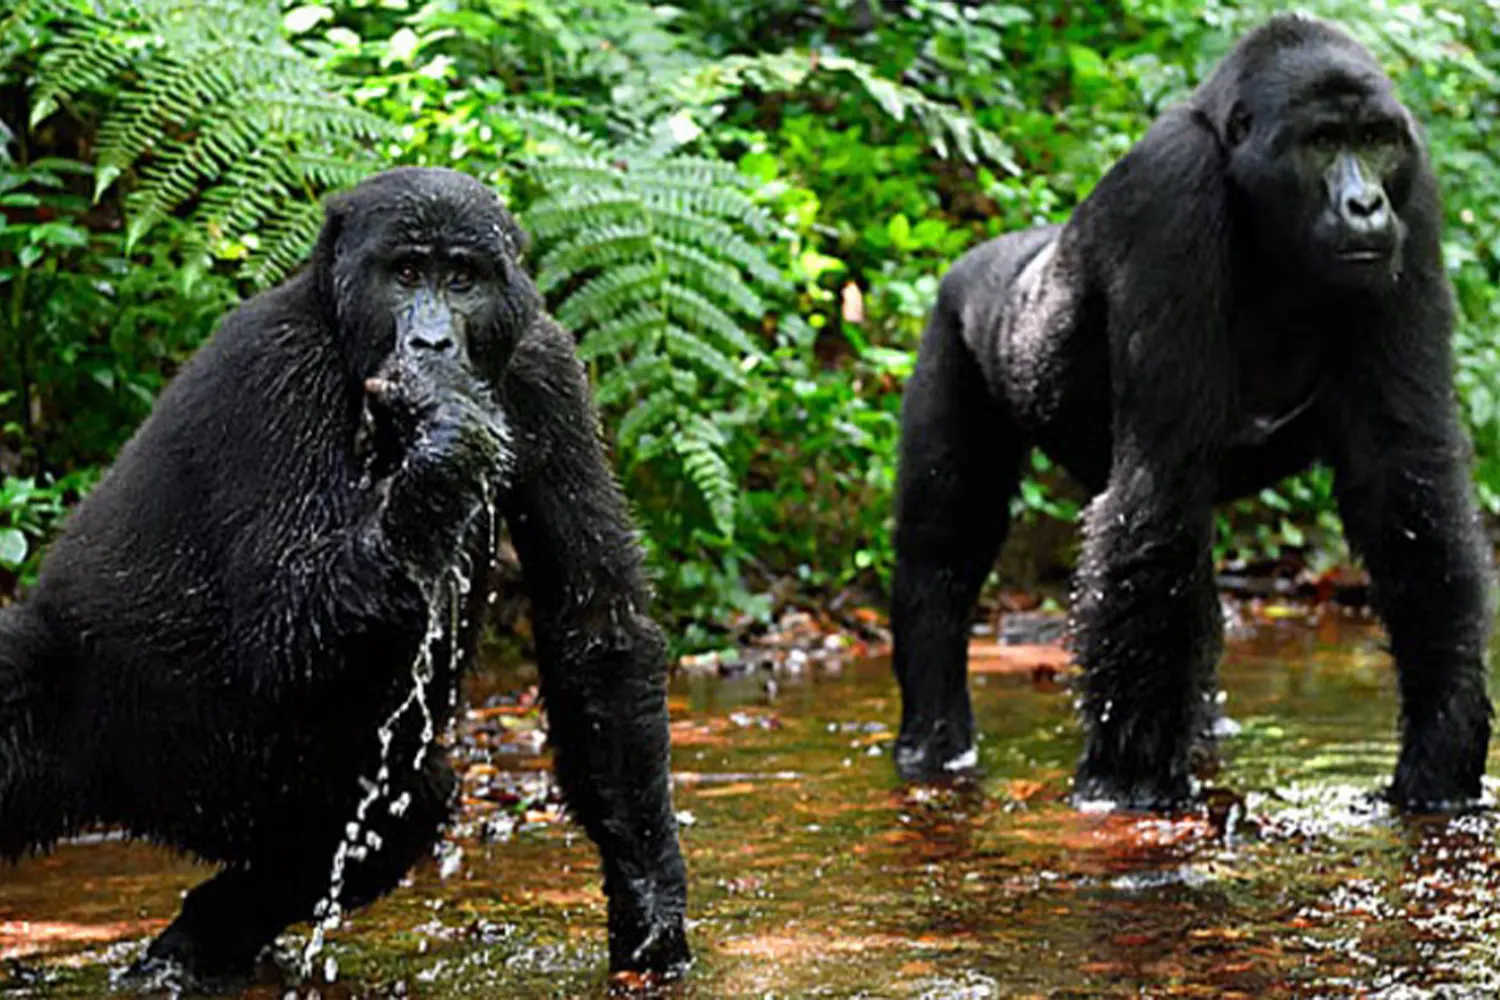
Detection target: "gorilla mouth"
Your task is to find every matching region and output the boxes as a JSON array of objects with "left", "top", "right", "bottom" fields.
[{"left": 1334, "top": 246, "right": 1390, "bottom": 264}]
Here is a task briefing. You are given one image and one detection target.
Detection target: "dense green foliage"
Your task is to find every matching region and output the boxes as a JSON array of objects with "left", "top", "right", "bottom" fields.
[{"left": 1, "top": 0, "right": 1497, "bottom": 647}]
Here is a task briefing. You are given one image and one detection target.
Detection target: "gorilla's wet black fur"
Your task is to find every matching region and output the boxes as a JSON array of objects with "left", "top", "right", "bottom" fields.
[
  {"left": 892, "top": 16, "right": 1492, "bottom": 811},
  {"left": 0, "top": 167, "right": 688, "bottom": 983}
]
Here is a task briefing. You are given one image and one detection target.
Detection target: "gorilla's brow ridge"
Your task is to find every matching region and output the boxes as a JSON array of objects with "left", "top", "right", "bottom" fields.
[{"left": 382, "top": 209, "right": 511, "bottom": 260}]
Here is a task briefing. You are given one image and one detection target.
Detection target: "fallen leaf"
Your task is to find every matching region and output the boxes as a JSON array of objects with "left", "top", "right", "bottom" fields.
[
  {"left": 1006, "top": 779, "right": 1047, "bottom": 802},
  {"left": 967, "top": 642, "right": 1073, "bottom": 675},
  {"left": 0, "top": 919, "right": 164, "bottom": 959},
  {"left": 695, "top": 782, "right": 758, "bottom": 798}
]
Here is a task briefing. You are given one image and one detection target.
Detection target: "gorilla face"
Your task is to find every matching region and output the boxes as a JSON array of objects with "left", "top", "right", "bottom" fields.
[
  {"left": 1222, "top": 51, "right": 1420, "bottom": 292},
  {"left": 1292, "top": 99, "right": 1414, "bottom": 288},
  {"left": 318, "top": 167, "right": 541, "bottom": 387}
]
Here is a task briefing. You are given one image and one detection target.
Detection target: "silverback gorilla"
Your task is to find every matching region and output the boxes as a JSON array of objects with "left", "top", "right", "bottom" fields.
[
  {"left": 892, "top": 15, "right": 1493, "bottom": 811},
  {"left": 0, "top": 168, "right": 688, "bottom": 982}
]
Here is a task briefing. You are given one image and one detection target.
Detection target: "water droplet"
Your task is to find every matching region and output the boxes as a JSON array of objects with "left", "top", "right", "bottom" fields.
[{"left": 300, "top": 488, "right": 493, "bottom": 975}]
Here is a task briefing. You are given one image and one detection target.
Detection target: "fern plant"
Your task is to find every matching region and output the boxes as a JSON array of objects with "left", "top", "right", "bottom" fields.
[
  {"left": 516, "top": 109, "right": 786, "bottom": 538},
  {"left": 2, "top": 0, "right": 391, "bottom": 284},
  {"left": 671, "top": 49, "right": 1019, "bottom": 171}
]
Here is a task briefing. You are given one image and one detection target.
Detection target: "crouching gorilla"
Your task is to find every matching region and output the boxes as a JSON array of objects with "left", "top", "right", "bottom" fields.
[
  {"left": 0, "top": 168, "right": 688, "bottom": 982},
  {"left": 893, "top": 16, "right": 1493, "bottom": 811}
]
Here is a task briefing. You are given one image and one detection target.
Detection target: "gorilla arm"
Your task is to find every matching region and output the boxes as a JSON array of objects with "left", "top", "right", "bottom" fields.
[
  {"left": 1324, "top": 185, "right": 1493, "bottom": 808},
  {"left": 220, "top": 298, "right": 505, "bottom": 697},
  {"left": 500, "top": 318, "right": 690, "bottom": 975}
]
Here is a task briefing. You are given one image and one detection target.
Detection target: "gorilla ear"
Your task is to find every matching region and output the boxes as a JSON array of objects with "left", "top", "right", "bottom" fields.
[
  {"left": 312, "top": 194, "right": 351, "bottom": 311},
  {"left": 1225, "top": 102, "right": 1253, "bottom": 148},
  {"left": 313, "top": 196, "right": 349, "bottom": 272},
  {"left": 499, "top": 209, "right": 530, "bottom": 263}
]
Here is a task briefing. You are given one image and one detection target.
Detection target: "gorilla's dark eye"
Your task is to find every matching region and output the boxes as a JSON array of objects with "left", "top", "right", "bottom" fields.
[
  {"left": 448, "top": 264, "right": 476, "bottom": 293},
  {"left": 395, "top": 261, "right": 421, "bottom": 286},
  {"left": 1310, "top": 129, "right": 1340, "bottom": 152}
]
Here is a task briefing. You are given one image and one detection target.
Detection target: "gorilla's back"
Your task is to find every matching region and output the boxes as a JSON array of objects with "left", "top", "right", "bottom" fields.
[{"left": 27, "top": 273, "right": 356, "bottom": 798}]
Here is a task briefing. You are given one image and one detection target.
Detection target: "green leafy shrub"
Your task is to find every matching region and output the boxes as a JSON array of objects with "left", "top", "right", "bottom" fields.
[{"left": 2, "top": 0, "right": 1498, "bottom": 625}]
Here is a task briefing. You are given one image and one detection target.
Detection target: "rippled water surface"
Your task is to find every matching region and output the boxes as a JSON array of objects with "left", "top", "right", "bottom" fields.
[{"left": 4, "top": 614, "right": 1500, "bottom": 998}]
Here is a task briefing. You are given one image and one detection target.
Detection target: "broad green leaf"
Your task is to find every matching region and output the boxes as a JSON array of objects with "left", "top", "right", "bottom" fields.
[
  {"left": 0, "top": 528, "right": 27, "bottom": 569},
  {"left": 283, "top": 5, "right": 333, "bottom": 33}
]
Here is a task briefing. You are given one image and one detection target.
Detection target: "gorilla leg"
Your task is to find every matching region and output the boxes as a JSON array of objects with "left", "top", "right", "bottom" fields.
[
  {"left": 138, "top": 865, "right": 311, "bottom": 981},
  {"left": 892, "top": 295, "right": 1025, "bottom": 779},
  {"left": 1070, "top": 464, "right": 1222, "bottom": 810},
  {"left": 539, "top": 617, "right": 688, "bottom": 974},
  {"left": 338, "top": 753, "right": 458, "bottom": 909},
  {"left": 1334, "top": 445, "right": 1492, "bottom": 809},
  {"left": 0, "top": 606, "right": 73, "bottom": 859},
  {"left": 504, "top": 322, "right": 689, "bottom": 976},
  {"left": 139, "top": 753, "right": 456, "bottom": 981}
]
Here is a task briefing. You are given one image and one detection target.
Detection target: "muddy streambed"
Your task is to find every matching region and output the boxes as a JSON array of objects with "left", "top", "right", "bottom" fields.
[{"left": 3, "top": 613, "right": 1500, "bottom": 998}]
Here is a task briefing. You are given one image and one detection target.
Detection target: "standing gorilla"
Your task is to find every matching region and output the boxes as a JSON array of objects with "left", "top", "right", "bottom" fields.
[
  {"left": 892, "top": 15, "right": 1492, "bottom": 811},
  {"left": 0, "top": 168, "right": 688, "bottom": 982}
]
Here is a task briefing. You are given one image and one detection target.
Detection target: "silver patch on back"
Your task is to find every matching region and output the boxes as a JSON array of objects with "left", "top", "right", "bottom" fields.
[{"left": 998, "top": 239, "right": 1071, "bottom": 414}]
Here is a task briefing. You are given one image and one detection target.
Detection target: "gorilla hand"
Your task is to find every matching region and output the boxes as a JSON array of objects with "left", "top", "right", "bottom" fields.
[{"left": 363, "top": 352, "right": 509, "bottom": 576}]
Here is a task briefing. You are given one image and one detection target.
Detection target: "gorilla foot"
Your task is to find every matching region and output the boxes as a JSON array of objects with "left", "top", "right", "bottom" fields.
[
  {"left": 611, "top": 914, "right": 691, "bottom": 980},
  {"left": 606, "top": 872, "right": 691, "bottom": 980},
  {"left": 894, "top": 718, "right": 978, "bottom": 782},
  {"left": 1377, "top": 783, "right": 1488, "bottom": 815},
  {"left": 123, "top": 921, "right": 270, "bottom": 994},
  {"left": 1072, "top": 768, "right": 1198, "bottom": 813},
  {"left": 1385, "top": 687, "right": 1492, "bottom": 814},
  {"left": 1383, "top": 761, "right": 1489, "bottom": 815},
  {"left": 122, "top": 952, "right": 257, "bottom": 997}
]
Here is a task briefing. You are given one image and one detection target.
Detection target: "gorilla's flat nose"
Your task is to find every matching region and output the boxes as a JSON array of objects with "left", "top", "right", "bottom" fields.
[
  {"left": 400, "top": 290, "right": 462, "bottom": 357},
  {"left": 1346, "top": 189, "right": 1386, "bottom": 219},
  {"left": 408, "top": 331, "right": 455, "bottom": 353}
]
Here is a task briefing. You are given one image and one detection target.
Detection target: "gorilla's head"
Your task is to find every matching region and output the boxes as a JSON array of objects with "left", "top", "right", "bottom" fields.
[
  {"left": 1203, "top": 15, "right": 1422, "bottom": 292},
  {"left": 314, "top": 167, "right": 540, "bottom": 386}
]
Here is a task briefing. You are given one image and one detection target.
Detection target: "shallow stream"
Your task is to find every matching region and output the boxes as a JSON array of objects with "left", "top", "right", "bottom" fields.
[{"left": 3, "top": 613, "right": 1499, "bottom": 998}]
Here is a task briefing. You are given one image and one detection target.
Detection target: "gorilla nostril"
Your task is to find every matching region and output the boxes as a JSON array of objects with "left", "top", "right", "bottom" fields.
[
  {"left": 412, "top": 335, "right": 455, "bottom": 354},
  {"left": 1346, "top": 191, "right": 1386, "bottom": 218}
]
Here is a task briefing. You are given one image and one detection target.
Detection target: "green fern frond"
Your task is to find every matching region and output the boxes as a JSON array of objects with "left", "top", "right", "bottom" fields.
[
  {"left": 265, "top": 96, "right": 390, "bottom": 142},
  {"left": 631, "top": 157, "right": 752, "bottom": 190},
  {"left": 277, "top": 153, "right": 375, "bottom": 193},
  {"left": 555, "top": 263, "right": 665, "bottom": 331},
  {"left": 508, "top": 106, "right": 612, "bottom": 158},
  {"left": 663, "top": 325, "right": 747, "bottom": 387},
  {"left": 525, "top": 189, "right": 651, "bottom": 241},
  {"left": 617, "top": 388, "right": 679, "bottom": 451},
  {"left": 658, "top": 240, "right": 764, "bottom": 317},
  {"left": 529, "top": 156, "right": 624, "bottom": 191},
  {"left": 28, "top": 33, "right": 135, "bottom": 123},
  {"left": 638, "top": 184, "right": 778, "bottom": 236},
  {"left": 674, "top": 416, "right": 737, "bottom": 536},
  {"left": 661, "top": 283, "right": 757, "bottom": 356},
  {"left": 193, "top": 152, "right": 291, "bottom": 246},
  {"left": 649, "top": 208, "right": 786, "bottom": 288},
  {"left": 595, "top": 352, "right": 674, "bottom": 408},
  {"left": 250, "top": 201, "right": 325, "bottom": 287},
  {"left": 536, "top": 223, "right": 653, "bottom": 294},
  {"left": 512, "top": 108, "right": 792, "bottom": 541},
  {"left": 575, "top": 306, "right": 665, "bottom": 361},
  {"left": 5, "top": 0, "right": 388, "bottom": 284}
]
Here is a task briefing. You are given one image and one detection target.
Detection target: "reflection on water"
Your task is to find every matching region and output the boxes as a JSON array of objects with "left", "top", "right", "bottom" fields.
[{"left": 3, "top": 615, "right": 1500, "bottom": 997}]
